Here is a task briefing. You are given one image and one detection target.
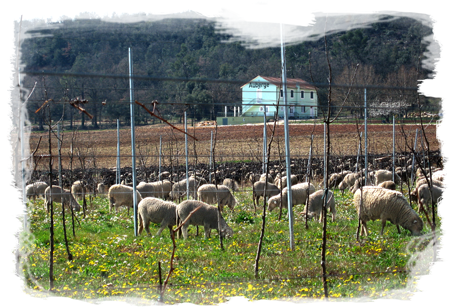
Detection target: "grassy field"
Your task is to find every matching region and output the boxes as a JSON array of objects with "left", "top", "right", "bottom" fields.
[{"left": 19, "top": 183, "right": 439, "bottom": 305}]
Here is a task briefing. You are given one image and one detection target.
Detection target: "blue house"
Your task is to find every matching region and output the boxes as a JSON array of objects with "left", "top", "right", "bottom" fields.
[{"left": 241, "top": 75, "right": 318, "bottom": 119}]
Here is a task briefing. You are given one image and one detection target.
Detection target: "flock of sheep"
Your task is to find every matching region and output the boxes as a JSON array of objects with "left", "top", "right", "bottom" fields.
[{"left": 26, "top": 165, "right": 445, "bottom": 239}]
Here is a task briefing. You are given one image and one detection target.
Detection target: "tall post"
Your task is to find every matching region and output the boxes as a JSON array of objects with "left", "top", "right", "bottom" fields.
[
  {"left": 129, "top": 47, "right": 138, "bottom": 236},
  {"left": 392, "top": 115, "right": 396, "bottom": 182},
  {"left": 57, "top": 123, "right": 63, "bottom": 188},
  {"left": 323, "top": 123, "right": 326, "bottom": 188},
  {"left": 185, "top": 111, "right": 189, "bottom": 199},
  {"left": 209, "top": 131, "right": 213, "bottom": 183},
  {"left": 159, "top": 135, "right": 162, "bottom": 181},
  {"left": 411, "top": 129, "right": 419, "bottom": 184},
  {"left": 364, "top": 88, "right": 368, "bottom": 184},
  {"left": 280, "top": 24, "right": 294, "bottom": 251},
  {"left": 263, "top": 109, "right": 267, "bottom": 174},
  {"left": 116, "top": 119, "right": 121, "bottom": 185},
  {"left": 20, "top": 99, "right": 27, "bottom": 230}
]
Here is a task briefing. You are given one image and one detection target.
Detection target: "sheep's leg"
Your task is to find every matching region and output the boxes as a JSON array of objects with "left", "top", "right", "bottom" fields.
[
  {"left": 204, "top": 225, "right": 211, "bottom": 239},
  {"left": 380, "top": 220, "right": 386, "bottom": 235},
  {"left": 396, "top": 224, "right": 401, "bottom": 234},
  {"left": 181, "top": 224, "right": 189, "bottom": 239},
  {"left": 157, "top": 220, "right": 168, "bottom": 236}
]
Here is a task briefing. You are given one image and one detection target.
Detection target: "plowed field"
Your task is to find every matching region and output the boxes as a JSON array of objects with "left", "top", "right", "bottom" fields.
[{"left": 28, "top": 122, "right": 440, "bottom": 170}]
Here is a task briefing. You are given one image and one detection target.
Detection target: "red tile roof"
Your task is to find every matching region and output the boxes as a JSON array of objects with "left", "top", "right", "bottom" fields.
[{"left": 241, "top": 75, "right": 316, "bottom": 90}]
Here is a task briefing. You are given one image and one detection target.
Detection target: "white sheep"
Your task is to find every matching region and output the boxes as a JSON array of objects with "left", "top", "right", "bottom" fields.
[
  {"left": 97, "top": 183, "right": 109, "bottom": 195},
  {"left": 374, "top": 169, "right": 401, "bottom": 185},
  {"left": 274, "top": 174, "right": 299, "bottom": 190},
  {"left": 267, "top": 182, "right": 316, "bottom": 212},
  {"left": 300, "top": 189, "right": 336, "bottom": 222},
  {"left": 176, "top": 200, "right": 233, "bottom": 239},
  {"left": 222, "top": 178, "right": 239, "bottom": 192},
  {"left": 252, "top": 180, "right": 280, "bottom": 210},
  {"left": 108, "top": 184, "right": 143, "bottom": 213},
  {"left": 44, "top": 185, "right": 81, "bottom": 213},
  {"left": 353, "top": 186, "right": 423, "bottom": 237},
  {"left": 71, "top": 180, "right": 86, "bottom": 200},
  {"left": 169, "top": 176, "right": 206, "bottom": 201},
  {"left": 197, "top": 184, "right": 237, "bottom": 211},
  {"left": 378, "top": 180, "right": 396, "bottom": 190},
  {"left": 26, "top": 181, "right": 48, "bottom": 200},
  {"left": 137, "top": 197, "right": 177, "bottom": 236},
  {"left": 338, "top": 172, "right": 359, "bottom": 194},
  {"left": 416, "top": 183, "right": 444, "bottom": 213}
]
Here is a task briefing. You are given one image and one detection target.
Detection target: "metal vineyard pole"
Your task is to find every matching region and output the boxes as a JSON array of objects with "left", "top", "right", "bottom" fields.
[
  {"left": 129, "top": 47, "right": 138, "bottom": 236},
  {"left": 410, "top": 129, "right": 419, "bottom": 184},
  {"left": 209, "top": 131, "right": 213, "bottom": 183},
  {"left": 393, "top": 115, "right": 396, "bottom": 182},
  {"left": 159, "top": 135, "right": 162, "bottom": 181},
  {"left": 185, "top": 111, "right": 189, "bottom": 199},
  {"left": 280, "top": 23, "right": 294, "bottom": 251},
  {"left": 364, "top": 88, "right": 368, "bottom": 184},
  {"left": 116, "top": 119, "right": 121, "bottom": 184},
  {"left": 263, "top": 109, "right": 267, "bottom": 174}
]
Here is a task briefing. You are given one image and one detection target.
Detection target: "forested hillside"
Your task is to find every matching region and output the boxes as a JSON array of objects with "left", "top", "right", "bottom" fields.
[{"left": 19, "top": 14, "right": 434, "bottom": 130}]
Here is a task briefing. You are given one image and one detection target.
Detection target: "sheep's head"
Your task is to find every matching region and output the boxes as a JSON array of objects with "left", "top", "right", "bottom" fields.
[
  {"left": 267, "top": 197, "right": 279, "bottom": 211},
  {"left": 221, "top": 225, "right": 233, "bottom": 238}
]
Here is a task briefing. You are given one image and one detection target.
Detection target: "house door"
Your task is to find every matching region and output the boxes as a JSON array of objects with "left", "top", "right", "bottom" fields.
[
  {"left": 257, "top": 89, "right": 262, "bottom": 104},
  {"left": 310, "top": 107, "right": 315, "bottom": 118}
]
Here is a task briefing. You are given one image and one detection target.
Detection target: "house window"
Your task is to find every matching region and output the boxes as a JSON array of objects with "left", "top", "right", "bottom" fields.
[
  {"left": 291, "top": 90, "right": 294, "bottom": 98},
  {"left": 301, "top": 91, "right": 304, "bottom": 98},
  {"left": 301, "top": 106, "right": 306, "bottom": 113},
  {"left": 280, "top": 89, "right": 283, "bottom": 97},
  {"left": 310, "top": 91, "right": 314, "bottom": 99},
  {"left": 290, "top": 106, "right": 295, "bottom": 114},
  {"left": 259, "top": 106, "right": 269, "bottom": 113}
]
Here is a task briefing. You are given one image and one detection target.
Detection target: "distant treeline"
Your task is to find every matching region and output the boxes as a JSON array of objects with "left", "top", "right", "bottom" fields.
[{"left": 20, "top": 15, "right": 434, "bottom": 130}]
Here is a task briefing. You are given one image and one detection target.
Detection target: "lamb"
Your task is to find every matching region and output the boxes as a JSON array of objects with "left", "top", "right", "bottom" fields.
[
  {"left": 44, "top": 185, "right": 81, "bottom": 213},
  {"left": 328, "top": 171, "right": 351, "bottom": 189},
  {"left": 176, "top": 200, "right": 233, "bottom": 239},
  {"left": 252, "top": 180, "right": 280, "bottom": 210},
  {"left": 26, "top": 181, "right": 48, "bottom": 200},
  {"left": 137, "top": 197, "right": 177, "bottom": 236},
  {"left": 300, "top": 189, "right": 336, "bottom": 222},
  {"left": 268, "top": 182, "right": 316, "bottom": 212},
  {"left": 374, "top": 169, "right": 401, "bottom": 185},
  {"left": 415, "top": 177, "right": 444, "bottom": 189},
  {"left": 108, "top": 184, "right": 143, "bottom": 212},
  {"left": 353, "top": 186, "right": 423, "bottom": 237},
  {"left": 222, "top": 178, "right": 239, "bottom": 192},
  {"left": 197, "top": 184, "right": 237, "bottom": 211},
  {"left": 416, "top": 183, "right": 444, "bottom": 213},
  {"left": 137, "top": 180, "right": 172, "bottom": 199},
  {"left": 260, "top": 173, "right": 274, "bottom": 184}
]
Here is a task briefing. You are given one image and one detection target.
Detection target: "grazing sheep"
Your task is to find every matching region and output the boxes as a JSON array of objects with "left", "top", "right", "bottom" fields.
[
  {"left": 136, "top": 182, "right": 156, "bottom": 198},
  {"left": 378, "top": 180, "right": 396, "bottom": 190},
  {"left": 108, "top": 184, "right": 143, "bottom": 212},
  {"left": 44, "top": 185, "right": 81, "bottom": 213},
  {"left": 197, "top": 184, "right": 237, "bottom": 211},
  {"left": 97, "top": 183, "right": 108, "bottom": 195},
  {"left": 353, "top": 186, "right": 423, "bottom": 237},
  {"left": 137, "top": 180, "right": 172, "bottom": 199},
  {"left": 260, "top": 173, "right": 274, "bottom": 184},
  {"left": 338, "top": 172, "right": 359, "bottom": 194},
  {"left": 176, "top": 200, "right": 233, "bottom": 239},
  {"left": 137, "top": 197, "right": 177, "bottom": 236},
  {"left": 26, "top": 182, "right": 48, "bottom": 200},
  {"left": 222, "top": 178, "right": 239, "bottom": 192},
  {"left": 268, "top": 182, "right": 316, "bottom": 212},
  {"left": 328, "top": 172, "right": 345, "bottom": 189},
  {"left": 71, "top": 180, "right": 86, "bottom": 200},
  {"left": 415, "top": 177, "right": 444, "bottom": 189},
  {"left": 252, "top": 180, "right": 280, "bottom": 210},
  {"left": 416, "top": 183, "right": 444, "bottom": 213},
  {"left": 275, "top": 174, "right": 299, "bottom": 190},
  {"left": 374, "top": 169, "right": 401, "bottom": 185},
  {"left": 169, "top": 176, "right": 206, "bottom": 201},
  {"left": 432, "top": 170, "right": 445, "bottom": 182},
  {"left": 300, "top": 189, "right": 336, "bottom": 222}
]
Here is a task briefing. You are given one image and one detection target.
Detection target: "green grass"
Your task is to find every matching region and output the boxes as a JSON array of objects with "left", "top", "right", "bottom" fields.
[{"left": 19, "top": 187, "right": 440, "bottom": 304}]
